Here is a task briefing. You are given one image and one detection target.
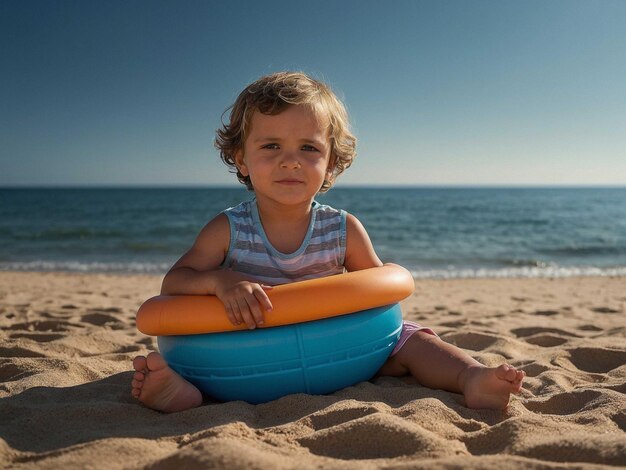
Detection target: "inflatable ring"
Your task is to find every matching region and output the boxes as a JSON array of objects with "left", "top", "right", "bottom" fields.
[
  {"left": 136, "top": 264, "right": 414, "bottom": 336},
  {"left": 158, "top": 304, "right": 404, "bottom": 403},
  {"left": 136, "top": 264, "right": 415, "bottom": 404}
]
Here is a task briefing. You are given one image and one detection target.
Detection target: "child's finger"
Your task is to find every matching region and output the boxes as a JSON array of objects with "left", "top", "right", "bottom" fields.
[
  {"left": 223, "top": 302, "right": 242, "bottom": 326},
  {"left": 244, "top": 294, "right": 265, "bottom": 327},
  {"left": 255, "top": 286, "right": 273, "bottom": 312},
  {"left": 227, "top": 312, "right": 241, "bottom": 326},
  {"left": 235, "top": 297, "right": 257, "bottom": 329}
]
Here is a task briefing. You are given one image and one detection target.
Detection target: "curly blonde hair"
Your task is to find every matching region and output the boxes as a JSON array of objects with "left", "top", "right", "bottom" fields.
[{"left": 215, "top": 72, "right": 357, "bottom": 192}]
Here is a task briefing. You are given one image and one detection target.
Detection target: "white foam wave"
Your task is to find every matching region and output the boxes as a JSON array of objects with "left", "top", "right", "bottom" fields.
[
  {"left": 410, "top": 265, "right": 626, "bottom": 279},
  {"left": 2, "top": 261, "right": 626, "bottom": 279},
  {"left": 0, "top": 260, "right": 171, "bottom": 275}
]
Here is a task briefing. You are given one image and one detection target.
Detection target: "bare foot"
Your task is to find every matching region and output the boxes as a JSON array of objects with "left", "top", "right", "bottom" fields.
[
  {"left": 131, "top": 352, "right": 203, "bottom": 413},
  {"left": 459, "top": 364, "right": 525, "bottom": 410}
]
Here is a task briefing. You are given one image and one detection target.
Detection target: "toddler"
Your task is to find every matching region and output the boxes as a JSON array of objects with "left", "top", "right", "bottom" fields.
[{"left": 131, "top": 72, "right": 524, "bottom": 412}]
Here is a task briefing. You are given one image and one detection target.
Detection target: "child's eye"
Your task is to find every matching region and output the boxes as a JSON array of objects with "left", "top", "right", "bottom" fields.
[
  {"left": 301, "top": 145, "right": 319, "bottom": 152},
  {"left": 262, "top": 143, "right": 280, "bottom": 150}
]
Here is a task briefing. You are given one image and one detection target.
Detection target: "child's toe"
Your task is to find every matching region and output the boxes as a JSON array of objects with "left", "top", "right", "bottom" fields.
[
  {"left": 146, "top": 351, "right": 168, "bottom": 371},
  {"left": 495, "top": 364, "right": 512, "bottom": 380},
  {"left": 495, "top": 364, "right": 523, "bottom": 384},
  {"left": 133, "top": 355, "right": 148, "bottom": 372}
]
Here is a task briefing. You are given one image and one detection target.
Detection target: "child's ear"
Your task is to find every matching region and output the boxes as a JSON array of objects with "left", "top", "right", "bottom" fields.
[
  {"left": 325, "top": 167, "right": 334, "bottom": 181},
  {"left": 234, "top": 151, "right": 248, "bottom": 176}
]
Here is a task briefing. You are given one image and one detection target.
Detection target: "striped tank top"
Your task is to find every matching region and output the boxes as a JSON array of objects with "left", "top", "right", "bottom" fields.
[{"left": 221, "top": 199, "right": 346, "bottom": 285}]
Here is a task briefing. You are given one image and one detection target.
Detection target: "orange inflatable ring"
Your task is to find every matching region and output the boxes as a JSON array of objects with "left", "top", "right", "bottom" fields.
[{"left": 136, "top": 264, "right": 414, "bottom": 336}]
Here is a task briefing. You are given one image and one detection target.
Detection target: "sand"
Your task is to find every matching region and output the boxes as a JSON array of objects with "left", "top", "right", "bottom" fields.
[{"left": 1, "top": 271, "right": 625, "bottom": 469}]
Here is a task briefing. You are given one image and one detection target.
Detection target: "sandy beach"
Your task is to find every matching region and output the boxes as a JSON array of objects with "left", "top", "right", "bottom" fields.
[{"left": 1, "top": 271, "right": 625, "bottom": 469}]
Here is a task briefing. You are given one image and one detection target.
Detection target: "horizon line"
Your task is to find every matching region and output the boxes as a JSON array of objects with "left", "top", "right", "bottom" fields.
[{"left": 2, "top": 183, "right": 625, "bottom": 190}]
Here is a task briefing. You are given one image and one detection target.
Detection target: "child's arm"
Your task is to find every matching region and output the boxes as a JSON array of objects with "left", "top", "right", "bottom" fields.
[
  {"left": 160, "top": 214, "right": 272, "bottom": 329},
  {"left": 344, "top": 214, "right": 385, "bottom": 271}
]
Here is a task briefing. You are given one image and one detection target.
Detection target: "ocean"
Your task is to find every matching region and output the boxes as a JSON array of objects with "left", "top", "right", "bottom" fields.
[{"left": 1, "top": 187, "right": 625, "bottom": 278}]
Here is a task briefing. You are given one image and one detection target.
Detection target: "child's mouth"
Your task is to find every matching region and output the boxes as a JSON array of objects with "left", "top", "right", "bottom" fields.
[{"left": 276, "top": 179, "right": 304, "bottom": 185}]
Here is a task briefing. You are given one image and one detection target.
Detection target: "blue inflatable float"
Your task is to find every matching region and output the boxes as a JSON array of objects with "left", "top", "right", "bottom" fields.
[{"left": 158, "top": 304, "right": 403, "bottom": 404}]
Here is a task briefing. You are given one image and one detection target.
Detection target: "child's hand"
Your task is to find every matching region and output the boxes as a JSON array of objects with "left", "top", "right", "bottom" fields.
[{"left": 215, "top": 273, "right": 273, "bottom": 329}]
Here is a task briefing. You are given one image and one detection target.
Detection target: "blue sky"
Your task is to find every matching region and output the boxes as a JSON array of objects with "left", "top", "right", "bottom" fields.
[{"left": 2, "top": 0, "right": 625, "bottom": 187}]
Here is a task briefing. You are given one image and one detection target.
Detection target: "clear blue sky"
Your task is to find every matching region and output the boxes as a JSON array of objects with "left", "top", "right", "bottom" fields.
[{"left": 2, "top": 0, "right": 625, "bottom": 187}]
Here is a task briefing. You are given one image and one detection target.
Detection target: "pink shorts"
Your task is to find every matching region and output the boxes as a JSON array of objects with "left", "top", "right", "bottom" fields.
[{"left": 390, "top": 320, "right": 437, "bottom": 357}]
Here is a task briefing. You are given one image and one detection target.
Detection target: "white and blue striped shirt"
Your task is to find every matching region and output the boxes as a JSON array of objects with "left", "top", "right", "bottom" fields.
[{"left": 221, "top": 199, "right": 346, "bottom": 285}]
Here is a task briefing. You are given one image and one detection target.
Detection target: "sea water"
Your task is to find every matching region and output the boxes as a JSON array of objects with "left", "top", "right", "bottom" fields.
[{"left": 1, "top": 187, "right": 625, "bottom": 278}]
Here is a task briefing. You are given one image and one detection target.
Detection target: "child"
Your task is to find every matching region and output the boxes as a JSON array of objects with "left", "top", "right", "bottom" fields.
[{"left": 131, "top": 72, "right": 524, "bottom": 413}]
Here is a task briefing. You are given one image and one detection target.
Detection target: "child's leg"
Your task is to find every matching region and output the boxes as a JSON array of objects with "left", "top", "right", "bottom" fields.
[
  {"left": 131, "top": 352, "right": 203, "bottom": 413},
  {"left": 378, "top": 331, "right": 525, "bottom": 410}
]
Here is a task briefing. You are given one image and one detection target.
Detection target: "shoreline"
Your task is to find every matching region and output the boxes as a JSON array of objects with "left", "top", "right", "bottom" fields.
[{"left": 1, "top": 268, "right": 626, "bottom": 280}]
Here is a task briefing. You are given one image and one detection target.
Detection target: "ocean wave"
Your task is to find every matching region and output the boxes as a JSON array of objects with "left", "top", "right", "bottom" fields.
[
  {"left": 506, "top": 259, "right": 552, "bottom": 267},
  {"left": 0, "top": 260, "right": 171, "bottom": 274},
  {"left": 2, "top": 260, "right": 626, "bottom": 279},
  {"left": 10, "top": 228, "right": 126, "bottom": 241},
  {"left": 118, "top": 241, "right": 178, "bottom": 252},
  {"left": 410, "top": 265, "right": 626, "bottom": 279},
  {"left": 536, "top": 245, "right": 626, "bottom": 256}
]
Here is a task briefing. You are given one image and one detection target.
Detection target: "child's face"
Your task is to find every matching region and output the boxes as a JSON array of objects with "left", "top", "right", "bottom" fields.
[{"left": 235, "top": 105, "right": 333, "bottom": 207}]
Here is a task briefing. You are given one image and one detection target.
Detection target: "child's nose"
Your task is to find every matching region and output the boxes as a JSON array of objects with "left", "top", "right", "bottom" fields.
[{"left": 280, "top": 154, "right": 301, "bottom": 169}]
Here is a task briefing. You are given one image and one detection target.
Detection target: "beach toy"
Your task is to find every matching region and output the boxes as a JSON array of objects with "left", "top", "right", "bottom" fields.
[{"left": 136, "top": 264, "right": 414, "bottom": 404}]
